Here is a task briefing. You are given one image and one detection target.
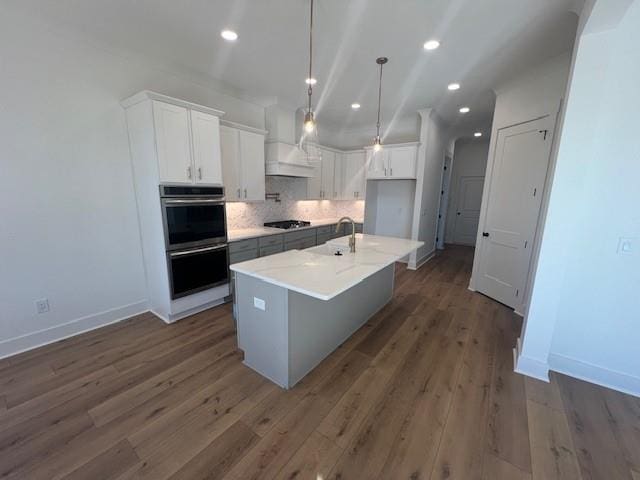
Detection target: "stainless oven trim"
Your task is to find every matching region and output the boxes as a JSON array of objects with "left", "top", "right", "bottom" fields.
[
  {"left": 167, "top": 243, "right": 230, "bottom": 300},
  {"left": 161, "top": 198, "right": 228, "bottom": 251}
]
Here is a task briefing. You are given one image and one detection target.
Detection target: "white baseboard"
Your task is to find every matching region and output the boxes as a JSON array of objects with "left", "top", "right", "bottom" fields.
[
  {"left": 408, "top": 250, "right": 435, "bottom": 271},
  {"left": 0, "top": 300, "right": 149, "bottom": 360},
  {"left": 549, "top": 353, "right": 640, "bottom": 399},
  {"left": 513, "top": 337, "right": 550, "bottom": 382}
]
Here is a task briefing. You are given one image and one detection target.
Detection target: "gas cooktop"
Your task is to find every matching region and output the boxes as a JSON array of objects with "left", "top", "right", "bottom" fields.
[{"left": 264, "top": 220, "right": 312, "bottom": 230}]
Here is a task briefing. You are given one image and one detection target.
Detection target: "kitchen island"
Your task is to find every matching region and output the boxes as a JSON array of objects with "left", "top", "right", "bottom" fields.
[{"left": 230, "top": 234, "right": 423, "bottom": 388}]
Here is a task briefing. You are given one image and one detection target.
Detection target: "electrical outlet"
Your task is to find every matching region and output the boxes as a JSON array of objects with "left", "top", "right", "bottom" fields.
[
  {"left": 253, "top": 297, "right": 266, "bottom": 311},
  {"left": 35, "top": 298, "right": 50, "bottom": 314}
]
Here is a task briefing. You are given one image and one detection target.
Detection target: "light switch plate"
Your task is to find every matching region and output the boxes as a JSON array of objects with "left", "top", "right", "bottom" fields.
[{"left": 253, "top": 297, "right": 266, "bottom": 311}]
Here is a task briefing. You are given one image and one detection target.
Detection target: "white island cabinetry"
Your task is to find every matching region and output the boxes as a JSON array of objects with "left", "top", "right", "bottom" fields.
[{"left": 231, "top": 234, "right": 423, "bottom": 388}]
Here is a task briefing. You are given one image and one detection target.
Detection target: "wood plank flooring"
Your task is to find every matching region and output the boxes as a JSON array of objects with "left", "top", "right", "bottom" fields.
[{"left": 0, "top": 245, "right": 638, "bottom": 479}]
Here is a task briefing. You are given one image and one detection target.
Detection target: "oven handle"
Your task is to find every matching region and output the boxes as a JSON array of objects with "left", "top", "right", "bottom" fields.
[
  {"left": 169, "top": 244, "right": 228, "bottom": 257},
  {"left": 164, "top": 199, "right": 225, "bottom": 205}
]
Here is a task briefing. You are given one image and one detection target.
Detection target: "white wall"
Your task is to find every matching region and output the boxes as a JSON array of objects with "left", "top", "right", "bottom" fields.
[
  {"left": 445, "top": 139, "right": 490, "bottom": 243},
  {"left": 519, "top": 0, "right": 640, "bottom": 396},
  {"left": 409, "top": 109, "right": 448, "bottom": 267},
  {"left": 0, "top": 8, "right": 266, "bottom": 357},
  {"left": 363, "top": 181, "right": 415, "bottom": 239}
]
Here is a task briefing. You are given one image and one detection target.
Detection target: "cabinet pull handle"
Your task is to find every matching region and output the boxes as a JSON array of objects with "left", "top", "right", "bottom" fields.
[
  {"left": 237, "top": 188, "right": 241, "bottom": 198},
  {"left": 187, "top": 166, "right": 192, "bottom": 179},
  {"left": 384, "top": 167, "right": 387, "bottom": 176},
  {"left": 198, "top": 167, "right": 202, "bottom": 180},
  {"left": 244, "top": 189, "right": 247, "bottom": 198},
  {"left": 390, "top": 168, "right": 393, "bottom": 176}
]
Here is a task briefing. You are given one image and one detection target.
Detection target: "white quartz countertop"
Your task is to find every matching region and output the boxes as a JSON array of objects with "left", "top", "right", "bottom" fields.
[
  {"left": 230, "top": 234, "right": 423, "bottom": 300},
  {"left": 227, "top": 218, "right": 364, "bottom": 242}
]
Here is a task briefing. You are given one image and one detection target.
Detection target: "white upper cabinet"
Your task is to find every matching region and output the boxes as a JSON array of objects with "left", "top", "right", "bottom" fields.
[
  {"left": 153, "top": 101, "right": 193, "bottom": 184},
  {"left": 342, "top": 151, "right": 367, "bottom": 199},
  {"left": 321, "top": 150, "right": 336, "bottom": 199},
  {"left": 366, "top": 144, "right": 418, "bottom": 180},
  {"left": 220, "top": 125, "right": 242, "bottom": 199},
  {"left": 220, "top": 124, "right": 266, "bottom": 202},
  {"left": 388, "top": 146, "right": 417, "bottom": 179},
  {"left": 239, "top": 130, "right": 266, "bottom": 202},
  {"left": 148, "top": 97, "right": 224, "bottom": 186},
  {"left": 190, "top": 110, "right": 222, "bottom": 185},
  {"left": 307, "top": 147, "right": 338, "bottom": 200}
]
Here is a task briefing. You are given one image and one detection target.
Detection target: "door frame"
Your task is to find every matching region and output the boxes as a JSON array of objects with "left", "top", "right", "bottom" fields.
[
  {"left": 470, "top": 109, "right": 560, "bottom": 314},
  {"left": 436, "top": 155, "right": 453, "bottom": 250}
]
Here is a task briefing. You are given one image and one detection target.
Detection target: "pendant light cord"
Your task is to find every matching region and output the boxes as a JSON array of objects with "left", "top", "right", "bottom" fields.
[
  {"left": 307, "top": 0, "right": 314, "bottom": 114},
  {"left": 376, "top": 61, "right": 383, "bottom": 137}
]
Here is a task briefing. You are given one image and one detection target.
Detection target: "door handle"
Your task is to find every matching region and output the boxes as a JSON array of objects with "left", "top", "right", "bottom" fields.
[{"left": 482, "top": 232, "right": 490, "bottom": 237}]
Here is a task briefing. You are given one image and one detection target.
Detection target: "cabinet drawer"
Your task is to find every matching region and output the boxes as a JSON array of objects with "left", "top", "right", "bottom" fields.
[
  {"left": 229, "top": 249, "right": 258, "bottom": 265},
  {"left": 284, "top": 228, "right": 316, "bottom": 243},
  {"left": 229, "top": 238, "right": 258, "bottom": 254},
  {"left": 259, "top": 243, "right": 283, "bottom": 257},
  {"left": 284, "top": 236, "right": 317, "bottom": 252},
  {"left": 258, "top": 234, "right": 283, "bottom": 248},
  {"left": 315, "top": 225, "right": 333, "bottom": 235}
]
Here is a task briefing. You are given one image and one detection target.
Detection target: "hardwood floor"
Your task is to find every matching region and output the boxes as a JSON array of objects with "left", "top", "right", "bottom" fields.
[{"left": 0, "top": 245, "right": 638, "bottom": 479}]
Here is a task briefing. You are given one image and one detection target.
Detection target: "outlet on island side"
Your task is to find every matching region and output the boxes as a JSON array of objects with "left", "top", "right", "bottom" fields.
[
  {"left": 35, "top": 298, "right": 50, "bottom": 314},
  {"left": 253, "top": 297, "right": 266, "bottom": 311}
]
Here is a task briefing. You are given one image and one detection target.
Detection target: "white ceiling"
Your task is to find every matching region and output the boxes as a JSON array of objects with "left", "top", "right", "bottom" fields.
[{"left": 7, "top": 0, "right": 580, "bottom": 141}]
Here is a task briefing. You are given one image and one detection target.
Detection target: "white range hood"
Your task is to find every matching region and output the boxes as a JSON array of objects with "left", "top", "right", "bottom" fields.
[{"left": 265, "top": 141, "right": 316, "bottom": 177}]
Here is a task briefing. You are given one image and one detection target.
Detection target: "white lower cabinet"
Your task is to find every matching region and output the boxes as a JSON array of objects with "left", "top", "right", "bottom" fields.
[{"left": 220, "top": 124, "right": 266, "bottom": 202}]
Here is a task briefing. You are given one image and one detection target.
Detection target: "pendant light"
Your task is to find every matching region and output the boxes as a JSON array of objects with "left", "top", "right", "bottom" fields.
[
  {"left": 303, "top": 0, "right": 316, "bottom": 135},
  {"left": 372, "top": 57, "right": 388, "bottom": 152}
]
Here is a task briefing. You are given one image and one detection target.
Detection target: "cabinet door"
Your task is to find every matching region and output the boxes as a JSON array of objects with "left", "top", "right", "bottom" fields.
[
  {"left": 239, "top": 130, "right": 265, "bottom": 202},
  {"left": 344, "top": 151, "right": 367, "bottom": 199},
  {"left": 321, "top": 150, "right": 336, "bottom": 199},
  {"left": 333, "top": 154, "right": 345, "bottom": 199},
  {"left": 220, "top": 126, "right": 242, "bottom": 200},
  {"left": 388, "top": 146, "right": 417, "bottom": 179},
  {"left": 190, "top": 110, "right": 223, "bottom": 185},
  {"left": 306, "top": 151, "right": 323, "bottom": 200},
  {"left": 366, "top": 149, "right": 387, "bottom": 179},
  {"left": 153, "top": 101, "right": 193, "bottom": 184}
]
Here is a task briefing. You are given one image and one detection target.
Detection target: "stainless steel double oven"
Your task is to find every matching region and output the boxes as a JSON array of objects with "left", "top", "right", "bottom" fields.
[{"left": 160, "top": 185, "right": 229, "bottom": 299}]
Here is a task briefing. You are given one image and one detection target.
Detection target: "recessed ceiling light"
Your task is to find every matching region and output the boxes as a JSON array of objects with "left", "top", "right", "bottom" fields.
[
  {"left": 447, "top": 83, "right": 460, "bottom": 91},
  {"left": 474, "top": 132, "right": 482, "bottom": 137},
  {"left": 351, "top": 103, "right": 361, "bottom": 110},
  {"left": 459, "top": 107, "right": 470, "bottom": 114},
  {"left": 305, "top": 78, "right": 317, "bottom": 85},
  {"left": 220, "top": 29, "right": 238, "bottom": 41},
  {"left": 423, "top": 40, "right": 441, "bottom": 51}
]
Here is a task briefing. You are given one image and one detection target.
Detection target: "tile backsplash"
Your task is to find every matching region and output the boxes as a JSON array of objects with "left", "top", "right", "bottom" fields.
[{"left": 225, "top": 176, "right": 365, "bottom": 230}]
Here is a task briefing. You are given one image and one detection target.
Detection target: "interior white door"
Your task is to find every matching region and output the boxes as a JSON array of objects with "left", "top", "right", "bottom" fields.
[
  {"left": 219, "top": 126, "right": 242, "bottom": 200},
  {"left": 152, "top": 101, "right": 193, "bottom": 184},
  {"left": 190, "top": 110, "right": 222, "bottom": 185},
  {"left": 475, "top": 116, "right": 554, "bottom": 308},
  {"left": 453, "top": 176, "right": 485, "bottom": 245},
  {"left": 238, "top": 130, "right": 265, "bottom": 202}
]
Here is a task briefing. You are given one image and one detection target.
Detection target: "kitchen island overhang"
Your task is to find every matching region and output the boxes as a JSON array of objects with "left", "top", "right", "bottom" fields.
[{"left": 230, "top": 234, "right": 424, "bottom": 389}]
